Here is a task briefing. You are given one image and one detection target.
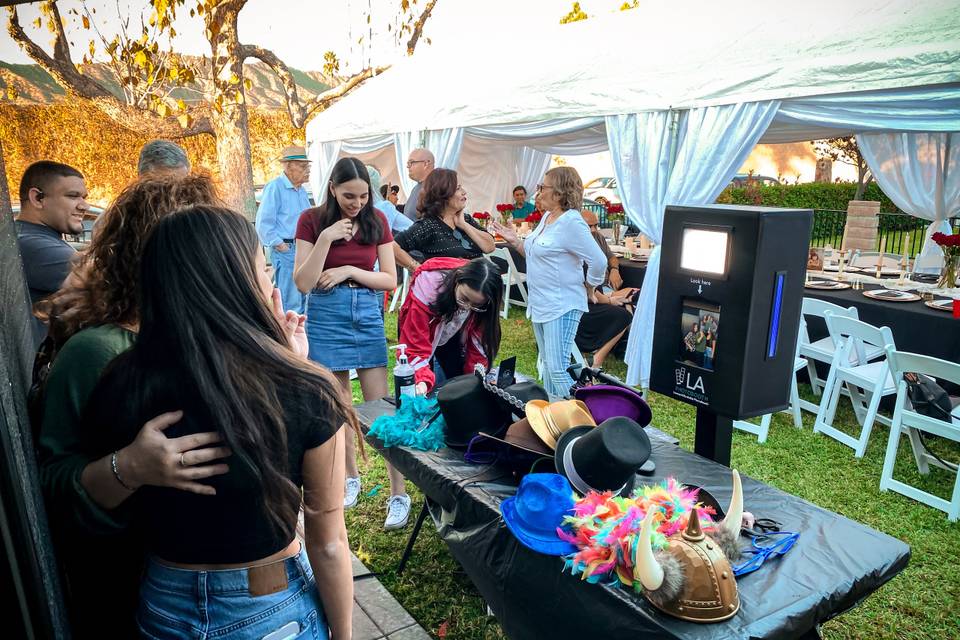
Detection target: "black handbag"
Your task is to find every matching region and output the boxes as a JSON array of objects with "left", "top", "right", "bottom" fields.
[{"left": 903, "top": 372, "right": 958, "bottom": 470}]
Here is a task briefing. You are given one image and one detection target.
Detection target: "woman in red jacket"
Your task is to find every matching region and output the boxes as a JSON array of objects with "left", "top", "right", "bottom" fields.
[{"left": 398, "top": 257, "right": 504, "bottom": 393}]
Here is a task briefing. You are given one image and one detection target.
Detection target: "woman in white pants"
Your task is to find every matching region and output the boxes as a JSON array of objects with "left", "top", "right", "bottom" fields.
[{"left": 491, "top": 167, "right": 606, "bottom": 396}]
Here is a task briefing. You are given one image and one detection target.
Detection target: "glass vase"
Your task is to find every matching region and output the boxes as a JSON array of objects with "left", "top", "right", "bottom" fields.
[{"left": 936, "top": 251, "right": 959, "bottom": 289}]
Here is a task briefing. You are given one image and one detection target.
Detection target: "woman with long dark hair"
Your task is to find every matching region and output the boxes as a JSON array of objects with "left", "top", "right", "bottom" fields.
[
  {"left": 293, "top": 157, "right": 411, "bottom": 529},
  {"left": 84, "top": 206, "right": 357, "bottom": 639},
  {"left": 393, "top": 168, "right": 495, "bottom": 271},
  {"left": 398, "top": 257, "right": 504, "bottom": 393},
  {"left": 33, "top": 173, "right": 234, "bottom": 636}
]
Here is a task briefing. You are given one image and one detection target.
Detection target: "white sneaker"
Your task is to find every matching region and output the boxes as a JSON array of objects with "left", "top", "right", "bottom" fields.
[
  {"left": 384, "top": 494, "right": 412, "bottom": 530},
  {"left": 344, "top": 477, "right": 361, "bottom": 509}
]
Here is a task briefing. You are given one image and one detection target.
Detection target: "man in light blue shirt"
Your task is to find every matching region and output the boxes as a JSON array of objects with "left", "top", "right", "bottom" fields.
[
  {"left": 402, "top": 148, "right": 434, "bottom": 222},
  {"left": 255, "top": 145, "right": 312, "bottom": 313}
]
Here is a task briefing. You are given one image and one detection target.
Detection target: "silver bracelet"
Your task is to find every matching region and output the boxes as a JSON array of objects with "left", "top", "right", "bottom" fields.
[{"left": 110, "top": 451, "right": 136, "bottom": 491}]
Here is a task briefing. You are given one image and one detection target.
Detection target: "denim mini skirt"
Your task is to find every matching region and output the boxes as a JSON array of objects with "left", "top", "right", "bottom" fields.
[
  {"left": 306, "top": 284, "right": 388, "bottom": 371},
  {"left": 137, "top": 547, "right": 327, "bottom": 639}
]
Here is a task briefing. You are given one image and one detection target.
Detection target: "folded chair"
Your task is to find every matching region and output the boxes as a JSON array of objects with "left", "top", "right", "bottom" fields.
[
  {"left": 733, "top": 342, "right": 807, "bottom": 443},
  {"left": 388, "top": 267, "right": 412, "bottom": 313},
  {"left": 881, "top": 347, "right": 960, "bottom": 521},
  {"left": 813, "top": 312, "right": 896, "bottom": 458}
]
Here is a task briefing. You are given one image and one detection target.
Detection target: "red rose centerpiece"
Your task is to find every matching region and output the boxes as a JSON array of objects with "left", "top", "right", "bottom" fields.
[
  {"left": 525, "top": 210, "right": 543, "bottom": 227},
  {"left": 931, "top": 231, "right": 960, "bottom": 288},
  {"left": 605, "top": 202, "right": 625, "bottom": 244},
  {"left": 472, "top": 211, "right": 491, "bottom": 229},
  {"left": 495, "top": 203, "right": 515, "bottom": 226}
]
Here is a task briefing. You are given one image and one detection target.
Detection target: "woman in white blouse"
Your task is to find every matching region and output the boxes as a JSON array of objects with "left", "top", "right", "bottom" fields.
[{"left": 491, "top": 167, "right": 607, "bottom": 396}]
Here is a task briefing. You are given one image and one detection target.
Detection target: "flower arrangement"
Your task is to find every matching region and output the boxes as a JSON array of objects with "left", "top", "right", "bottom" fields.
[
  {"left": 605, "top": 202, "right": 625, "bottom": 217},
  {"left": 931, "top": 232, "right": 960, "bottom": 288},
  {"left": 495, "top": 203, "right": 515, "bottom": 226},
  {"left": 525, "top": 210, "right": 543, "bottom": 226}
]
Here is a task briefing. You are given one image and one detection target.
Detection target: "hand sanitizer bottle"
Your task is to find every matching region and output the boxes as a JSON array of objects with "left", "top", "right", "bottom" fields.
[{"left": 391, "top": 344, "right": 416, "bottom": 407}]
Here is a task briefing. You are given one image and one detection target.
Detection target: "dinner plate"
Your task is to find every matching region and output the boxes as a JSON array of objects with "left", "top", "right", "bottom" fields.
[
  {"left": 924, "top": 298, "right": 956, "bottom": 312},
  {"left": 862, "top": 289, "right": 921, "bottom": 302},
  {"left": 804, "top": 280, "right": 851, "bottom": 290},
  {"left": 823, "top": 265, "right": 863, "bottom": 273}
]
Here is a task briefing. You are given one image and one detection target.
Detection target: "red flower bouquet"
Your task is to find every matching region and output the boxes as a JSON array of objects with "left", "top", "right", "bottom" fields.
[
  {"left": 525, "top": 211, "right": 543, "bottom": 224},
  {"left": 495, "top": 203, "right": 515, "bottom": 214},
  {"left": 472, "top": 211, "right": 490, "bottom": 220},
  {"left": 605, "top": 202, "right": 625, "bottom": 217},
  {"left": 931, "top": 232, "right": 960, "bottom": 288}
]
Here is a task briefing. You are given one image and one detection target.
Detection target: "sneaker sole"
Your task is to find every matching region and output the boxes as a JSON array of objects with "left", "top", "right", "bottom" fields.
[
  {"left": 384, "top": 513, "right": 410, "bottom": 530},
  {"left": 344, "top": 494, "right": 360, "bottom": 509}
]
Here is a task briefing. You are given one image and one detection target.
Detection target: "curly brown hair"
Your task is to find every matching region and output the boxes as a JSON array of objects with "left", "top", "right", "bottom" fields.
[
  {"left": 417, "top": 168, "right": 458, "bottom": 220},
  {"left": 37, "top": 172, "right": 223, "bottom": 346},
  {"left": 544, "top": 166, "right": 583, "bottom": 212}
]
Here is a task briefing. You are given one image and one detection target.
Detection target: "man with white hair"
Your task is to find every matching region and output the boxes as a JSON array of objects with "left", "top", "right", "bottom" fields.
[
  {"left": 137, "top": 140, "right": 191, "bottom": 177},
  {"left": 255, "top": 145, "right": 312, "bottom": 313},
  {"left": 402, "top": 148, "right": 434, "bottom": 222}
]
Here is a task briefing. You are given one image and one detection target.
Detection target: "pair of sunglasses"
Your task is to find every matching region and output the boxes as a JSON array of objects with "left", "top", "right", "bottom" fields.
[
  {"left": 731, "top": 530, "right": 799, "bottom": 577},
  {"left": 451, "top": 228, "right": 474, "bottom": 250}
]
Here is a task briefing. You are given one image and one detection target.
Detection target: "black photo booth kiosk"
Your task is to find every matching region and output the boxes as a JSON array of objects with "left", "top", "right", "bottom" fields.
[{"left": 650, "top": 204, "right": 813, "bottom": 466}]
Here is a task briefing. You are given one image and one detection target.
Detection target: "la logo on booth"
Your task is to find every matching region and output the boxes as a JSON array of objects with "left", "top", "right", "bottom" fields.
[{"left": 676, "top": 366, "right": 706, "bottom": 393}]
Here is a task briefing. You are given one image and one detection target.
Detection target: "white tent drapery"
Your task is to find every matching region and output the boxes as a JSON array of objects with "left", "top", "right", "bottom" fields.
[{"left": 304, "top": 0, "right": 960, "bottom": 387}]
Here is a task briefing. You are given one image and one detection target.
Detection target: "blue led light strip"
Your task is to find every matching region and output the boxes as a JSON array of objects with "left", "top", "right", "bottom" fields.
[{"left": 767, "top": 272, "right": 786, "bottom": 359}]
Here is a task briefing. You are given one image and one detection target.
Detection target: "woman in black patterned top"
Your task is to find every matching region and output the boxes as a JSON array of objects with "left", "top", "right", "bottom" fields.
[{"left": 393, "top": 169, "right": 495, "bottom": 270}]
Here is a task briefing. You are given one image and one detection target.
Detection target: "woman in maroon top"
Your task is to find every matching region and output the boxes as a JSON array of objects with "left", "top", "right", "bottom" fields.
[{"left": 294, "top": 157, "right": 411, "bottom": 530}]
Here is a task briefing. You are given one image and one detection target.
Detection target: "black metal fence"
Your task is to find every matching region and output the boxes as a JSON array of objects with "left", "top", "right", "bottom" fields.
[{"left": 809, "top": 209, "right": 960, "bottom": 257}]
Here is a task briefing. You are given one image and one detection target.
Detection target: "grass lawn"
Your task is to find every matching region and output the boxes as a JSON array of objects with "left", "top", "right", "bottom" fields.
[{"left": 344, "top": 308, "right": 960, "bottom": 639}]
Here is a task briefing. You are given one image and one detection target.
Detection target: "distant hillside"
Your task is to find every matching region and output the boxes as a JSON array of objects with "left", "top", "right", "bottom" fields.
[{"left": 0, "top": 59, "right": 331, "bottom": 109}]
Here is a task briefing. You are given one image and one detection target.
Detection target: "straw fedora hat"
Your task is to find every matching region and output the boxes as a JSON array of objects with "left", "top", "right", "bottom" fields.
[
  {"left": 525, "top": 399, "right": 596, "bottom": 450},
  {"left": 278, "top": 145, "right": 310, "bottom": 162}
]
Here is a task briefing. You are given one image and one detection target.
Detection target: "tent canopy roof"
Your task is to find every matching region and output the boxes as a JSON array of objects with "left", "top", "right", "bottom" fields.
[{"left": 307, "top": 0, "right": 960, "bottom": 144}]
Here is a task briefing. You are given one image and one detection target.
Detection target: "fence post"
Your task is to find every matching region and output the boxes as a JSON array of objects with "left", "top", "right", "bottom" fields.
[{"left": 843, "top": 200, "right": 880, "bottom": 252}]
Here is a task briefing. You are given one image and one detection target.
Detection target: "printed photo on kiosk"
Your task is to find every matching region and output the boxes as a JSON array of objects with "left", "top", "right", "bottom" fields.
[{"left": 679, "top": 299, "right": 720, "bottom": 372}]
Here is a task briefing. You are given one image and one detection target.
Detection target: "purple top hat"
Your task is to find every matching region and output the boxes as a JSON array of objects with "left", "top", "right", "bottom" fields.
[{"left": 574, "top": 385, "right": 652, "bottom": 426}]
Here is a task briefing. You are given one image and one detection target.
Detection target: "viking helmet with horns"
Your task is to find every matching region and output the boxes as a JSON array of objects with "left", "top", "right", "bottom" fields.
[{"left": 634, "top": 470, "right": 745, "bottom": 623}]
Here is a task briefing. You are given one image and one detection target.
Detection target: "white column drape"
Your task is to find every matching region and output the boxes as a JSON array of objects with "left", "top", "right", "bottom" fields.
[
  {"left": 393, "top": 131, "right": 421, "bottom": 197},
  {"left": 858, "top": 132, "right": 960, "bottom": 264},
  {"left": 613, "top": 100, "right": 781, "bottom": 387},
  {"left": 425, "top": 128, "right": 465, "bottom": 170},
  {"left": 514, "top": 147, "right": 552, "bottom": 196},
  {"left": 308, "top": 140, "right": 343, "bottom": 208}
]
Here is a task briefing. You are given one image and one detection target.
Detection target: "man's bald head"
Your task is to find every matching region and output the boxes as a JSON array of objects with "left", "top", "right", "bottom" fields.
[
  {"left": 406, "top": 148, "right": 435, "bottom": 182},
  {"left": 581, "top": 210, "right": 600, "bottom": 228}
]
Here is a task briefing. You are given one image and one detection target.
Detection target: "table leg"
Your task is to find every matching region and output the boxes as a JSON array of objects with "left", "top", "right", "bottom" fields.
[{"left": 396, "top": 501, "right": 431, "bottom": 575}]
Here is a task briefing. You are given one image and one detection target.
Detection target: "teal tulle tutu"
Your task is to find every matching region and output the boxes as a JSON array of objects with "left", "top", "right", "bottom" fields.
[{"left": 369, "top": 395, "right": 446, "bottom": 451}]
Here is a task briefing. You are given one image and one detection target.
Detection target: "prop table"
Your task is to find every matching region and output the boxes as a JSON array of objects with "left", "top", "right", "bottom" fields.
[
  {"left": 357, "top": 399, "right": 910, "bottom": 640},
  {"left": 803, "top": 284, "right": 960, "bottom": 364}
]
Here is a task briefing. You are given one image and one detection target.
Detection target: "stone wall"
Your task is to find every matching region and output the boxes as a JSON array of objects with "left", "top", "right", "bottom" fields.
[{"left": 843, "top": 200, "right": 880, "bottom": 252}]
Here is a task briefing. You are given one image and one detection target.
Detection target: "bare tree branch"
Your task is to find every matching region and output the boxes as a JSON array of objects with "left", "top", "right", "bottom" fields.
[
  {"left": 7, "top": 5, "right": 212, "bottom": 138},
  {"left": 406, "top": 0, "right": 438, "bottom": 55},
  {"left": 240, "top": 43, "right": 306, "bottom": 127},
  {"left": 304, "top": 66, "right": 387, "bottom": 120}
]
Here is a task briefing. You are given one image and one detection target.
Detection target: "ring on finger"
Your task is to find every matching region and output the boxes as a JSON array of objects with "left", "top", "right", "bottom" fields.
[{"left": 179, "top": 452, "right": 188, "bottom": 467}]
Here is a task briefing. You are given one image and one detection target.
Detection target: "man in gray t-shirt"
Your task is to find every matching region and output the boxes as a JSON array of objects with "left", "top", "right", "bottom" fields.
[
  {"left": 14, "top": 161, "right": 89, "bottom": 345},
  {"left": 402, "top": 148, "right": 434, "bottom": 222}
]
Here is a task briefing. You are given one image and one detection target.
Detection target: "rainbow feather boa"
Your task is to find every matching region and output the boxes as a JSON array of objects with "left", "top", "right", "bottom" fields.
[{"left": 557, "top": 478, "right": 719, "bottom": 592}]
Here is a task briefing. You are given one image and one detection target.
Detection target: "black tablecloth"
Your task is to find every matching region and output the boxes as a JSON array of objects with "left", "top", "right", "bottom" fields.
[
  {"left": 357, "top": 400, "right": 909, "bottom": 640},
  {"left": 803, "top": 284, "right": 959, "bottom": 363}
]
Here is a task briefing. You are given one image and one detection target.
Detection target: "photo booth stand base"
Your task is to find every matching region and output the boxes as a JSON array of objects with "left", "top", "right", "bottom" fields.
[{"left": 695, "top": 407, "right": 734, "bottom": 467}]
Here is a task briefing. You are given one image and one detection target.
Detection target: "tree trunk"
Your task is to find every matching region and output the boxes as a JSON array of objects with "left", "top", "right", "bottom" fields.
[{"left": 208, "top": 4, "right": 256, "bottom": 220}]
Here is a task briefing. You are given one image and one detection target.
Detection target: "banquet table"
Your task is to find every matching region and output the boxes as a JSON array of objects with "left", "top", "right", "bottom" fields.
[
  {"left": 802, "top": 282, "right": 959, "bottom": 364},
  {"left": 357, "top": 399, "right": 910, "bottom": 640},
  {"left": 493, "top": 242, "right": 648, "bottom": 292}
]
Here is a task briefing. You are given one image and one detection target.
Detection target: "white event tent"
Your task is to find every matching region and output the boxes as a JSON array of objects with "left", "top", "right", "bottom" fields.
[{"left": 306, "top": 0, "right": 960, "bottom": 388}]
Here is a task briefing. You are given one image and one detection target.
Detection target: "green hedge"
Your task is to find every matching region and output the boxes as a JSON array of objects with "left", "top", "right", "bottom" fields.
[{"left": 715, "top": 182, "right": 898, "bottom": 213}]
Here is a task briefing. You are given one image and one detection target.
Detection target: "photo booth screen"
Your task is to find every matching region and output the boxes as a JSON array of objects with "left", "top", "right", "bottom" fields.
[
  {"left": 679, "top": 299, "right": 721, "bottom": 372},
  {"left": 680, "top": 227, "right": 730, "bottom": 276}
]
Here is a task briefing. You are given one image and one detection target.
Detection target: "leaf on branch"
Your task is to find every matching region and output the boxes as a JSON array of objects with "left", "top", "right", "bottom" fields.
[
  {"left": 157, "top": 102, "right": 171, "bottom": 117},
  {"left": 243, "top": 78, "right": 252, "bottom": 91},
  {"left": 229, "top": 72, "right": 241, "bottom": 85},
  {"left": 176, "top": 98, "right": 187, "bottom": 112},
  {"left": 89, "top": 40, "right": 96, "bottom": 58},
  {"left": 177, "top": 112, "right": 193, "bottom": 129},
  {"left": 234, "top": 91, "right": 244, "bottom": 104},
  {"left": 134, "top": 50, "right": 148, "bottom": 68},
  {"left": 82, "top": 14, "right": 90, "bottom": 29},
  {"left": 33, "top": 17, "right": 41, "bottom": 29},
  {"left": 6, "top": 86, "right": 18, "bottom": 101}
]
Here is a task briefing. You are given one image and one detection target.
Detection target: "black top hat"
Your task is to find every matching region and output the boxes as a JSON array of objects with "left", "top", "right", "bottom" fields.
[
  {"left": 437, "top": 374, "right": 511, "bottom": 448},
  {"left": 496, "top": 381, "right": 549, "bottom": 420},
  {"left": 554, "top": 416, "right": 652, "bottom": 497}
]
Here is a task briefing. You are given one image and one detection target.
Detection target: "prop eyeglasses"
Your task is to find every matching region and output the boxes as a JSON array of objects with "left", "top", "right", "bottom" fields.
[
  {"left": 451, "top": 228, "right": 474, "bottom": 251},
  {"left": 732, "top": 530, "right": 799, "bottom": 577}
]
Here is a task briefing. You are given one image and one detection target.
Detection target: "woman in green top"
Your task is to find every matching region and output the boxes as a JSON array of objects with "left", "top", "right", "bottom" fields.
[{"left": 34, "top": 173, "right": 258, "bottom": 636}]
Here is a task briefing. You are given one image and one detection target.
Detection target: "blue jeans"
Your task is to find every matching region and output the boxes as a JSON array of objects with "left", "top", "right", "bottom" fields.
[
  {"left": 533, "top": 309, "right": 584, "bottom": 397},
  {"left": 137, "top": 547, "right": 327, "bottom": 639},
  {"left": 271, "top": 245, "right": 305, "bottom": 314}
]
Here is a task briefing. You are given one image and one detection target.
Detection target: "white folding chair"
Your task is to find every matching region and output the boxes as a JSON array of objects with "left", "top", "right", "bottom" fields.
[
  {"left": 798, "top": 298, "right": 883, "bottom": 402},
  {"left": 502, "top": 247, "right": 528, "bottom": 310},
  {"left": 813, "top": 312, "right": 897, "bottom": 458},
  {"left": 881, "top": 347, "right": 960, "bottom": 521},
  {"left": 490, "top": 247, "right": 515, "bottom": 319},
  {"left": 849, "top": 251, "right": 903, "bottom": 269},
  {"left": 388, "top": 268, "right": 411, "bottom": 313},
  {"left": 733, "top": 343, "right": 807, "bottom": 443}
]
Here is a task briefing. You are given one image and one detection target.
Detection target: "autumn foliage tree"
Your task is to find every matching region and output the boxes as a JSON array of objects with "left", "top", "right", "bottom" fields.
[
  {"left": 811, "top": 136, "right": 874, "bottom": 200},
  {"left": 7, "top": 0, "right": 437, "bottom": 217}
]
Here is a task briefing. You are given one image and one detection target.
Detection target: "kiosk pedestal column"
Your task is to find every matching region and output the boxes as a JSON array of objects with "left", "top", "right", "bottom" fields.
[{"left": 694, "top": 407, "right": 733, "bottom": 466}]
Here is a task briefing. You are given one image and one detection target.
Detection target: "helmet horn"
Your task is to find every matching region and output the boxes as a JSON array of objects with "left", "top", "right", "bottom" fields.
[
  {"left": 634, "top": 509, "right": 664, "bottom": 591},
  {"left": 721, "top": 469, "right": 743, "bottom": 540}
]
